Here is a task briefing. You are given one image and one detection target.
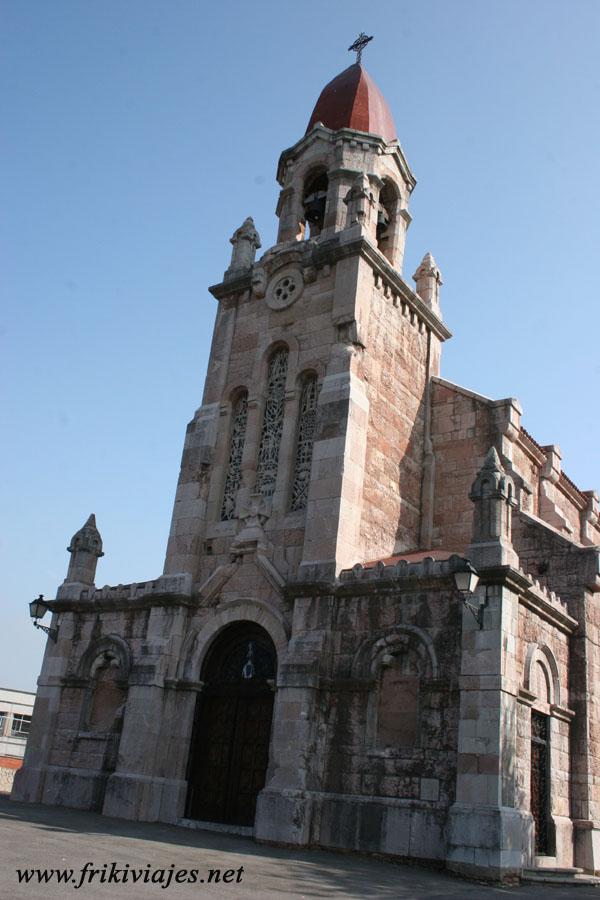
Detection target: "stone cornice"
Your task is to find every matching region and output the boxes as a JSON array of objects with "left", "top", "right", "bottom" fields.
[
  {"left": 313, "top": 234, "right": 451, "bottom": 341},
  {"left": 556, "top": 471, "right": 588, "bottom": 511},
  {"left": 479, "top": 564, "right": 578, "bottom": 633},
  {"left": 276, "top": 124, "right": 416, "bottom": 192},
  {"left": 208, "top": 271, "right": 252, "bottom": 301},
  {"left": 207, "top": 232, "right": 451, "bottom": 342},
  {"left": 517, "top": 427, "right": 547, "bottom": 467},
  {"left": 49, "top": 574, "right": 195, "bottom": 614},
  {"left": 49, "top": 593, "right": 198, "bottom": 614},
  {"left": 289, "top": 553, "right": 469, "bottom": 598},
  {"left": 432, "top": 377, "right": 521, "bottom": 415}
]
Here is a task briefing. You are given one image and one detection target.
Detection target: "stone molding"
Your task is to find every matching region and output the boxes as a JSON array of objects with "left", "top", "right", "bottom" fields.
[
  {"left": 173, "top": 598, "right": 290, "bottom": 683},
  {"left": 523, "top": 641, "right": 562, "bottom": 706},
  {"left": 352, "top": 624, "right": 439, "bottom": 680},
  {"left": 276, "top": 123, "right": 416, "bottom": 194},
  {"left": 209, "top": 231, "right": 450, "bottom": 342},
  {"left": 51, "top": 574, "right": 194, "bottom": 613}
]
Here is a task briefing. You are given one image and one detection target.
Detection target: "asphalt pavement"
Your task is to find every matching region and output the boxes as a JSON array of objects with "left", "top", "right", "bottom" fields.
[{"left": 0, "top": 795, "right": 597, "bottom": 899}]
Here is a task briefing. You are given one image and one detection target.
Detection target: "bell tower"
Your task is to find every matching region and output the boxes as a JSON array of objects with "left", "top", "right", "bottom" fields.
[{"left": 164, "top": 56, "right": 451, "bottom": 586}]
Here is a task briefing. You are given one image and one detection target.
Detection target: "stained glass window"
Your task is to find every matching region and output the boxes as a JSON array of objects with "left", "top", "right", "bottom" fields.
[
  {"left": 255, "top": 349, "right": 288, "bottom": 498},
  {"left": 220, "top": 392, "right": 248, "bottom": 520},
  {"left": 290, "top": 374, "right": 318, "bottom": 511}
]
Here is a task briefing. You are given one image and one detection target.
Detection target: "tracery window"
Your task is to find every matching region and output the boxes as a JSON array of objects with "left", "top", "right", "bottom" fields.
[
  {"left": 220, "top": 392, "right": 248, "bottom": 520},
  {"left": 290, "top": 374, "right": 318, "bottom": 511},
  {"left": 255, "top": 348, "right": 288, "bottom": 498}
]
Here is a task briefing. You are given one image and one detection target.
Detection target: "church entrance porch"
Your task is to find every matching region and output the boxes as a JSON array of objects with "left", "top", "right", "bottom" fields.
[{"left": 185, "top": 623, "right": 276, "bottom": 827}]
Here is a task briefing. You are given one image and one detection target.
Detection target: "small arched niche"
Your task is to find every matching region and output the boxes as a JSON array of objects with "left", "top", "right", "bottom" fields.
[
  {"left": 302, "top": 169, "right": 329, "bottom": 238},
  {"left": 354, "top": 626, "right": 438, "bottom": 755},
  {"left": 77, "top": 636, "right": 131, "bottom": 735},
  {"left": 88, "top": 656, "right": 127, "bottom": 733},
  {"left": 376, "top": 651, "right": 421, "bottom": 750}
]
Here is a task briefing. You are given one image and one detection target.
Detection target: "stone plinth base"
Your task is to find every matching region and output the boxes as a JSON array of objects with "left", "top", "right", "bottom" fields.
[
  {"left": 102, "top": 773, "right": 187, "bottom": 823},
  {"left": 312, "top": 793, "right": 446, "bottom": 859},
  {"left": 254, "top": 789, "right": 313, "bottom": 845},
  {"left": 40, "top": 765, "right": 107, "bottom": 811},
  {"left": 11, "top": 765, "right": 45, "bottom": 804},
  {"left": 256, "top": 789, "right": 446, "bottom": 861},
  {"left": 447, "top": 803, "right": 531, "bottom": 881},
  {"left": 574, "top": 820, "right": 600, "bottom": 873}
]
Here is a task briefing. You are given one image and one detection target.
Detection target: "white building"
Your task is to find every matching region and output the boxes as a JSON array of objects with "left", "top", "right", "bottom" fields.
[{"left": 0, "top": 687, "right": 35, "bottom": 793}]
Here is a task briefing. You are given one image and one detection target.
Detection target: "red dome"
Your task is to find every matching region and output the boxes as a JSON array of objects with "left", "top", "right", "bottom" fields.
[{"left": 306, "top": 64, "right": 397, "bottom": 143}]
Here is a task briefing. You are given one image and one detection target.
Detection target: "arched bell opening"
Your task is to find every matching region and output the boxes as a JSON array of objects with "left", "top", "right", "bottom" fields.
[
  {"left": 376, "top": 178, "right": 403, "bottom": 267},
  {"left": 302, "top": 169, "right": 329, "bottom": 238},
  {"left": 185, "top": 621, "right": 277, "bottom": 827},
  {"left": 376, "top": 180, "right": 395, "bottom": 252}
]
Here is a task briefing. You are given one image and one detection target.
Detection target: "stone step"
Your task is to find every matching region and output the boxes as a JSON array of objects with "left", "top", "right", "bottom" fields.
[
  {"left": 522, "top": 867, "right": 600, "bottom": 886},
  {"left": 528, "top": 867, "right": 583, "bottom": 875},
  {"left": 178, "top": 817, "right": 254, "bottom": 838}
]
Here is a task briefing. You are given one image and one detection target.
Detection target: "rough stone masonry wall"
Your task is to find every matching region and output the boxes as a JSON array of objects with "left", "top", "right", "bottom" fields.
[
  {"left": 41, "top": 606, "right": 152, "bottom": 808},
  {"left": 358, "top": 277, "right": 432, "bottom": 559},
  {"left": 429, "top": 382, "right": 498, "bottom": 553},
  {"left": 189, "top": 263, "right": 339, "bottom": 585},
  {"left": 305, "top": 576, "right": 462, "bottom": 859},
  {"left": 513, "top": 511, "right": 600, "bottom": 833},
  {"left": 515, "top": 602, "right": 572, "bottom": 862},
  {"left": 26, "top": 596, "right": 197, "bottom": 815}
]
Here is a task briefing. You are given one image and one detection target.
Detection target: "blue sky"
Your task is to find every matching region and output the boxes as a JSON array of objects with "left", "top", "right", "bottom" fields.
[{"left": 2, "top": 0, "right": 599, "bottom": 691}]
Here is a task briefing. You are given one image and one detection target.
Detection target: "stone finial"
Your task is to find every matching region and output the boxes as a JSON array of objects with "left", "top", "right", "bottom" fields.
[
  {"left": 469, "top": 447, "right": 518, "bottom": 567},
  {"left": 227, "top": 216, "right": 261, "bottom": 275},
  {"left": 412, "top": 252, "right": 442, "bottom": 314},
  {"left": 64, "top": 514, "right": 104, "bottom": 586},
  {"left": 344, "top": 174, "right": 374, "bottom": 227}
]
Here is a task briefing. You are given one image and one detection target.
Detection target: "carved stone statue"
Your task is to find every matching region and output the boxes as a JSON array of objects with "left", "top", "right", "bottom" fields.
[
  {"left": 344, "top": 173, "right": 373, "bottom": 226},
  {"left": 251, "top": 265, "right": 267, "bottom": 298}
]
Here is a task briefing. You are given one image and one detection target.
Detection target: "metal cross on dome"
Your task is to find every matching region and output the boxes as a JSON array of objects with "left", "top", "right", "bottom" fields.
[{"left": 348, "top": 32, "right": 373, "bottom": 64}]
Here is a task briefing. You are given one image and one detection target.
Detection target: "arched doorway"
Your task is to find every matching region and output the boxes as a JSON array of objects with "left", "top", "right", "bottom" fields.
[{"left": 185, "top": 622, "right": 276, "bottom": 826}]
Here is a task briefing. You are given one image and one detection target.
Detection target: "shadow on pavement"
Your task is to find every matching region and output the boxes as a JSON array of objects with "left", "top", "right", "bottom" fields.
[{"left": 1, "top": 797, "right": 595, "bottom": 899}]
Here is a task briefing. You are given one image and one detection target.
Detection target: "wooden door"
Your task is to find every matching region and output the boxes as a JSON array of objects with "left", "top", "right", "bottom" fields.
[
  {"left": 531, "top": 711, "right": 550, "bottom": 854},
  {"left": 185, "top": 624, "right": 276, "bottom": 826}
]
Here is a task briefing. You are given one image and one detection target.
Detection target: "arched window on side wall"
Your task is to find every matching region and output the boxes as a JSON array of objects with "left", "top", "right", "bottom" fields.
[
  {"left": 255, "top": 348, "right": 289, "bottom": 498},
  {"left": 290, "top": 374, "right": 318, "bottom": 511},
  {"left": 221, "top": 391, "right": 248, "bottom": 520}
]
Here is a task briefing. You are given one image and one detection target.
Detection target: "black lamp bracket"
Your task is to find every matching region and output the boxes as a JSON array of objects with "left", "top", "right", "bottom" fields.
[{"left": 33, "top": 620, "right": 58, "bottom": 642}]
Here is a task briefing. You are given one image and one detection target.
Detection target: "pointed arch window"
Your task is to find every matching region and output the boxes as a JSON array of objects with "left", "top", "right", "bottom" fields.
[
  {"left": 255, "top": 348, "right": 288, "bottom": 498},
  {"left": 220, "top": 392, "right": 248, "bottom": 520},
  {"left": 290, "top": 374, "right": 318, "bottom": 511}
]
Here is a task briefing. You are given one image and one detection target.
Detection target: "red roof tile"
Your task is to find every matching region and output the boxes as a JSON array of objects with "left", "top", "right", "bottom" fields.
[{"left": 363, "top": 549, "right": 461, "bottom": 568}]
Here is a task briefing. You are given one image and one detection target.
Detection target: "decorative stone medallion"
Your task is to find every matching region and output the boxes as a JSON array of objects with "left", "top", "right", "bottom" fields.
[{"left": 266, "top": 267, "right": 304, "bottom": 310}]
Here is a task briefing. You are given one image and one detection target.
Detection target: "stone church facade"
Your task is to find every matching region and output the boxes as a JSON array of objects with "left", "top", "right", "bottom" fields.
[{"left": 13, "top": 62, "right": 600, "bottom": 882}]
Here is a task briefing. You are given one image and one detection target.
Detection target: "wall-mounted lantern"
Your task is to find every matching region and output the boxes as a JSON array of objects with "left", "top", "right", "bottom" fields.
[
  {"left": 453, "top": 561, "right": 484, "bottom": 628},
  {"left": 29, "top": 594, "right": 58, "bottom": 642}
]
